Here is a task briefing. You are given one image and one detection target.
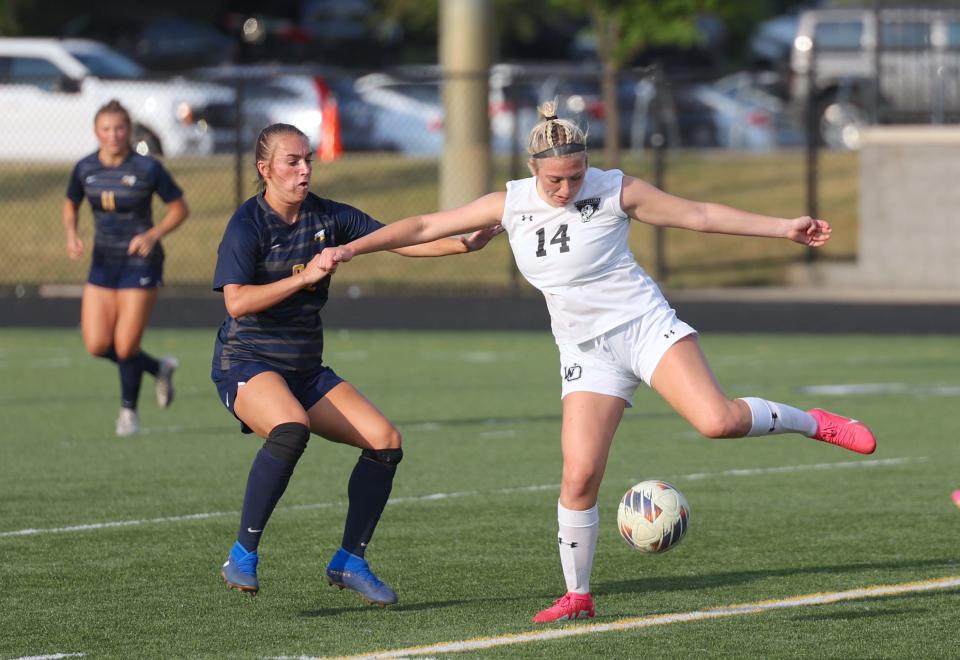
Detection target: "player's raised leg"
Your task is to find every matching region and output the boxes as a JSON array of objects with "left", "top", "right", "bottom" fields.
[
  {"left": 310, "top": 382, "right": 402, "bottom": 606},
  {"left": 533, "top": 391, "right": 623, "bottom": 623},
  {"left": 651, "top": 336, "right": 876, "bottom": 454}
]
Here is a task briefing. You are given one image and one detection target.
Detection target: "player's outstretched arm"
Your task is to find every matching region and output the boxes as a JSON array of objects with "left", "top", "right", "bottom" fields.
[
  {"left": 390, "top": 224, "right": 505, "bottom": 258},
  {"left": 320, "top": 192, "right": 505, "bottom": 268},
  {"left": 621, "top": 175, "right": 832, "bottom": 247}
]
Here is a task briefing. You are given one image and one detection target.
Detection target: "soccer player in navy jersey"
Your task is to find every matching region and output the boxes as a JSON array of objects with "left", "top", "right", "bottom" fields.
[
  {"left": 213, "top": 123, "right": 499, "bottom": 604},
  {"left": 63, "top": 100, "right": 188, "bottom": 437}
]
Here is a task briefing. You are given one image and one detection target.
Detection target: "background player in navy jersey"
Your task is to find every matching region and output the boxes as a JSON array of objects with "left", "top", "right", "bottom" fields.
[
  {"left": 63, "top": 100, "right": 188, "bottom": 437},
  {"left": 214, "top": 123, "right": 499, "bottom": 604},
  {"left": 320, "top": 100, "right": 878, "bottom": 622}
]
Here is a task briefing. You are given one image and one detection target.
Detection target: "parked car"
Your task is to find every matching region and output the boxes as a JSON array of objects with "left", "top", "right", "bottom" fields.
[
  {"left": 62, "top": 16, "right": 236, "bottom": 72},
  {"left": 193, "top": 64, "right": 380, "bottom": 153},
  {"left": 130, "top": 19, "right": 236, "bottom": 72},
  {"left": 354, "top": 68, "right": 539, "bottom": 156},
  {"left": 0, "top": 38, "right": 234, "bottom": 161},
  {"left": 790, "top": 7, "right": 960, "bottom": 148},
  {"left": 354, "top": 73, "right": 444, "bottom": 155}
]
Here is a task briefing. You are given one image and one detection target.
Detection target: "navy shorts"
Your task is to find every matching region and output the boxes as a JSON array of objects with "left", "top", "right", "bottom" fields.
[
  {"left": 87, "top": 253, "right": 163, "bottom": 289},
  {"left": 211, "top": 361, "right": 344, "bottom": 434}
]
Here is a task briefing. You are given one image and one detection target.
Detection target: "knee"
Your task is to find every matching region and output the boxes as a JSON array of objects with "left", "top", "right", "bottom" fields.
[
  {"left": 263, "top": 422, "right": 311, "bottom": 466},
  {"left": 114, "top": 345, "right": 139, "bottom": 361},
  {"left": 88, "top": 341, "right": 114, "bottom": 358},
  {"left": 370, "top": 424, "right": 402, "bottom": 450},
  {"left": 561, "top": 465, "right": 600, "bottom": 501}
]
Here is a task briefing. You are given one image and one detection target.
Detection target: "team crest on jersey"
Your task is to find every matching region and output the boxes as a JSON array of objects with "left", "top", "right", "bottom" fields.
[
  {"left": 313, "top": 229, "right": 326, "bottom": 242},
  {"left": 574, "top": 197, "right": 600, "bottom": 222},
  {"left": 121, "top": 175, "right": 137, "bottom": 186}
]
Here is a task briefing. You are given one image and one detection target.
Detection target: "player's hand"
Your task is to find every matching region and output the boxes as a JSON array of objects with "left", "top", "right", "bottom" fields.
[
  {"left": 319, "top": 246, "right": 354, "bottom": 271},
  {"left": 787, "top": 216, "right": 831, "bottom": 247},
  {"left": 461, "top": 224, "right": 504, "bottom": 252},
  {"left": 127, "top": 231, "right": 159, "bottom": 257},
  {"left": 299, "top": 253, "right": 336, "bottom": 286},
  {"left": 66, "top": 234, "right": 84, "bottom": 260}
]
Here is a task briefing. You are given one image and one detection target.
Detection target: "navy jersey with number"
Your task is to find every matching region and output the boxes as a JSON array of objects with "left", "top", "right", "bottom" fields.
[
  {"left": 212, "top": 192, "right": 384, "bottom": 373},
  {"left": 66, "top": 151, "right": 183, "bottom": 263}
]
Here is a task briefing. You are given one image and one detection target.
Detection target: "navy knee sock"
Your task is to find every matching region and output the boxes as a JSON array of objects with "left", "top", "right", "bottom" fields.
[
  {"left": 97, "top": 348, "right": 158, "bottom": 404},
  {"left": 237, "top": 423, "right": 310, "bottom": 552},
  {"left": 341, "top": 449, "right": 402, "bottom": 557},
  {"left": 116, "top": 357, "right": 143, "bottom": 410},
  {"left": 139, "top": 351, "right": 160, "bottom": 377}
]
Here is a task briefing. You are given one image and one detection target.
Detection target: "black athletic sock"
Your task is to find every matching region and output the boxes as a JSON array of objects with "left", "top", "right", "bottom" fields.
[
  {"left": 237, "top": 448, "right": 294, "bottom": 551},
  {"left": 116, "top": 356, "right": 143, "bottom": 410},
  {"left": 139, "top": 351, "right": 160, "bottom": 377},
  {"left": 341, "top": 454, "right": 398, "bottom": 557}
]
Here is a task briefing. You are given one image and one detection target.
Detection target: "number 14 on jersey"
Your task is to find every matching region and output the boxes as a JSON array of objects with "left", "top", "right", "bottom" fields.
[{"left": 536, "top": 224, "right": 570, "bottom": 257}]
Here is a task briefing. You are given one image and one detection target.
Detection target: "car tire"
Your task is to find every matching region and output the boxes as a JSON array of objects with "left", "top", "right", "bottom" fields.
[{"left": 132, "top": 125, "right": 163, "bottom": 156}]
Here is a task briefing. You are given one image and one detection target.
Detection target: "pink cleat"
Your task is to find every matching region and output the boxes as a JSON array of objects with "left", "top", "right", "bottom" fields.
[
  {"left": 532, "top": 592, "right": 595, "bottom": 623},
  {"left": 807, "top": 408, "right": 876, "bottom": 455},
  {"left": 952, "top": 490, "right": 960, "bottom": 509}
]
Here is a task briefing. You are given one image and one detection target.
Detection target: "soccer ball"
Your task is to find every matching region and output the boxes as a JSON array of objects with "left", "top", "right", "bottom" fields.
[{"left": 617, "top": 480, "right": 690, "bottom": 553}]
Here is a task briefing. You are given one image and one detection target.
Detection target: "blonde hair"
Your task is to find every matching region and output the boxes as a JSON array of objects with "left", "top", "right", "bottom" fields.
[
  {"left": 254, "top": 123, "right": 308, "bottom": 193},
  {"left": 526, "top": 99, "right": 587, "bottom": 160}
]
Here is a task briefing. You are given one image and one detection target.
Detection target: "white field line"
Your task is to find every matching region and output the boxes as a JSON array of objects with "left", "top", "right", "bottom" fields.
[
  {"left": 308, "top": 576, "right": 960, "bottom": 660},
  {"left": 0, "top": 457, "right": 924, "bottom": 539},
  {"left": 10, "top": 653, "right": 86, "bottom": 660}
]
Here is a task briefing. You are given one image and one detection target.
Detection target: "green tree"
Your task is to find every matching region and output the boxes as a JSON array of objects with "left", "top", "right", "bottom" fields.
[{"left": 549, "top": 0, "right": 712, "bottom": 167}]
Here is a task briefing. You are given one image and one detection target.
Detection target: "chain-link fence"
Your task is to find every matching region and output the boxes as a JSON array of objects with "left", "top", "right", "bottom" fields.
[{"left": 2, "top": 13, "right": 958, "bottom": 299}]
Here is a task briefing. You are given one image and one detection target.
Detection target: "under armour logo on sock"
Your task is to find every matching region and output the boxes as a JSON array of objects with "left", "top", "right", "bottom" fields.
[{"left": 558, "top": 536, "right": 579, "bottom": 548}]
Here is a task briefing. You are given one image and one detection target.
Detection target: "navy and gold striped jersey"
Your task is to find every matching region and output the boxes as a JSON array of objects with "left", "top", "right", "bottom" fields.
[
  {"left": 66, "top": 151, "right": 183, "bottom": 262},
  {"left": 212, "top": 192, "right": 384, "bottom": 373}
]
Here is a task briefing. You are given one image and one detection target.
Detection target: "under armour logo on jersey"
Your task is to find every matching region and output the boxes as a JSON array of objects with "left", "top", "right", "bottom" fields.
[
  {"left": 558, "top": 536, "right": 579, "bottom": 548},
  {"left": 663, "top": 329, "right": 676, "bottom": 339},
  {"left": 575, "top": 197, "right": 601, "bottom": 221},
  {"left": 564, "top": 364, "right": 582, "bottom": 382},
  {"left": 121, "top": 175, "right": 137, "bottom": 186},
  {"left": 519, "top": 214, "right": 534, "bottom": 222}
]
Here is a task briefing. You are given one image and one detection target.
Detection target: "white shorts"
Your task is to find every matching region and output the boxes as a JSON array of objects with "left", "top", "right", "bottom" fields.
[{"left": 557, "top": 302, "right": 697, "bottom": 406}]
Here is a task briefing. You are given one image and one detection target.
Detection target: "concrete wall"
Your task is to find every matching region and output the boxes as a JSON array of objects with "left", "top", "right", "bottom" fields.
[{"left": 847, "top": 126, "right": 960, "bottom": 289}]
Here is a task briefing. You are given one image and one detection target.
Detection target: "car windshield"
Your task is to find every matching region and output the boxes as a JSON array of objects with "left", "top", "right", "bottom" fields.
[{"left": 68, "top": 49, "right": 145, "bottom": 79}]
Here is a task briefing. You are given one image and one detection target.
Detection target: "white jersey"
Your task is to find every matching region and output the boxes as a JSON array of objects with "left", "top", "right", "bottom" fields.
[{"left": 501, "top": 167, "right": 666, "bottom": 344}]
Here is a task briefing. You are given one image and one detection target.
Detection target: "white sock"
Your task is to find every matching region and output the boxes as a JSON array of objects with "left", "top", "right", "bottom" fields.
[
  {"left": 557, "top": 501, "right": 599, "bottom": 595},
  {"left": 739, "top": 397, "right": 817, "bottom": 437}
]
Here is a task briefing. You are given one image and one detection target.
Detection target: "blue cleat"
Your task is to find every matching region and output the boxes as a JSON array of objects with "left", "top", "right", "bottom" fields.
[
  {"left": 325, "top": 548, "right": 398, "bottom": 606},
  {"left": 221, "top": 541, "right": 259, "bottom": 596}
]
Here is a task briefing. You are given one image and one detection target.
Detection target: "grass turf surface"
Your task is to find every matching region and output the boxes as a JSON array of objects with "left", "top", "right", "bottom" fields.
[{"left": 1, "top": 328, "right": 958, "bottom": 658}]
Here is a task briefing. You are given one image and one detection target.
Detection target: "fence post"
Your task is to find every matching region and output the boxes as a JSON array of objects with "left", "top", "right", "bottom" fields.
[
  {"left": 805, "top": 46, "right": 819, "bottom": 265},
  {"left": 508, "top": 79, "right": 523, "bottom": 292},
  {"left": 233, "top": 77, "right": 244, "bottom": 210},
  {"left": 871, "top": 0, "right": 882, "bottom": 124},
  {"left": 650, "top": 64, "right": 668, "bottom": 282}
]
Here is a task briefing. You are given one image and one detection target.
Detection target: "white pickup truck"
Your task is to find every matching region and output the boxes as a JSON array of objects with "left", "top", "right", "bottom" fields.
[{"left": 0, "top": 37, "right": 235, "bottom": 161}]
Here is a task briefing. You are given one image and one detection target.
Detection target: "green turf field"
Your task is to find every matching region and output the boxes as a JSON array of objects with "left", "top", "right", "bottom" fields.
[{"left": 1, "top": 328, "right": 958, "bottom": 659}]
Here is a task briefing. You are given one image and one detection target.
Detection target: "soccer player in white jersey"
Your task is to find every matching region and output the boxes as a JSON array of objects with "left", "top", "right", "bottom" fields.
[{"left": 318, "top": 100, "right": 877, "bottom": 623}]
